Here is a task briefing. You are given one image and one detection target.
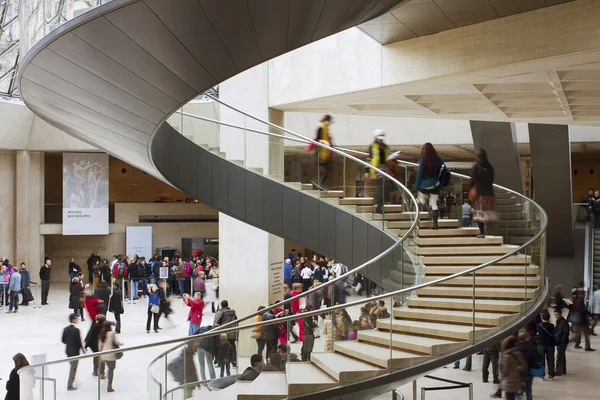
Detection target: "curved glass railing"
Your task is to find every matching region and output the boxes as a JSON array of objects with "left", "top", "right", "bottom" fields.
[{"left": 18, "top": 104, "right": 548, "bottom": 398}]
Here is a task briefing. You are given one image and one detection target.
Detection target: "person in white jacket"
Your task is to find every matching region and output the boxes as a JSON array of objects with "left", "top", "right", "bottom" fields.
[{"left": 98, "top": 321, "right": 123, "bottom": 392}]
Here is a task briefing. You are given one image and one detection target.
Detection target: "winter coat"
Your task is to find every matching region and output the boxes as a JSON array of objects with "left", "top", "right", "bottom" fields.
[
  {"left": 99, "top": 331, "right": 123, "bottom": 362},
  {"left": 109, "top": 289, "right": 124, "bottom": 314},
  {"left": 186, "top": 298, "right": 204, "bottom": 324},
  {"left": 261, "top": 310, "right": 279, "bottom": 340},
  {"left": 554, "top": 318, "right": 570, "bottom": 345},
  {"left": 214, "top": 307, "right": 238, "bottom": 340},
  {"left": 536, "top": 322, "right": 556, "bottom": 346},
  {"left": 470, "top": 161, "right": 495, "bottom": 197},
  {"left": 500, "top": 347, "right": 526, "bottom": 393},
  {"left": 216, "top": 340, "right": 233, "bottom": 365},
  {"left": 195, "top": 326, "right": 218, "bottom": 355},
  {"left": 68, "top": 280, "right": 83, "bottom": 309},
  {"left": 84, "top": 322, "right": 103, "bottom": 352},
  {"left": 94, "top": 286, "right": 111, "bottom": 305}
]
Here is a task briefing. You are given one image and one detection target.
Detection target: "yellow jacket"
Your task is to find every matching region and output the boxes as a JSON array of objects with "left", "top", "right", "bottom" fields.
[
  {"left": 316, "top": 123, "right": 332, "bottom": 162},
  {"left": 368, "top": 142, "right": 390, "bottom": 179}
]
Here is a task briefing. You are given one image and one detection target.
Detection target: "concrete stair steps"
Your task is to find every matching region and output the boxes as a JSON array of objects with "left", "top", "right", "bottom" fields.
[
  {"left": 333, "top": 340, "right": 430, "bottom": 369},
  {"left": 339, "top": 197, "right": 375, "bottom": 206},
  {"left": 487, "top": 227, "right": 538, "bottom": 236},
  {"left": 357, "top": 330, "right": 465, "bottom": 356},
  {"left": 193, "top": 382, "right": 252, "bottom": 400},
  {"left": 265, "top": 175, "right": 285, "bottom": 183},
  {"left": 247, "top": 167, "right": 264, "bottom": 175},
  {"left": 382, "top": 277, "right": 417, "bottom": 290},
  {"left": 301, "top": 183, "right": 313, "bottom": 190},
  {"left": 423, "top": 264, "right": 539, "bottom": 276},
  {"left": 422, "top": 275, "right": 540, "bottom": 288},
  {"left": 229, "top": 159, "right": 245, "bottom": 167},
  {"left": 418, "top": 227, "right": 481, "bottom": 237},
  {"left": 420, "top": 254, "right": 529, "bottom": 265},
  {"left": 376, "top": 318, "right": 493, "bottom": 341},
  {"left": 387, "top": 219, "right": 459, "bottom": 229},
  {"left": 416, "top": 285, "right": 537, "bottom": 300},
  {"left": 372, "top": 211, "right": 431, "bottom": 221},
  {"left": 319, "top": 190, "right": 345, "bottom": 198},
  {"left": 286, "top": 363, "right": 337, "bottom": 396},
  {"left": 415, "top": 245, "right": 519, "bottom": 256},
  {"left": 406, "top": 296, "right": 526, "bottom": 313},
  {"left": 197, "top": 143, "right": 210, "bottom": 150},
  {"left": 302, "top": 190, "right": 322, "bottom": 199},
  {"left": 237, "top": 372, "right": 287, "bottom": 400},
  {"left": 415, "top": 236, "right": 503, "bottom": 246},
  {"left": 355, "top": 204, "right": 404, "bottom": 213},
  {"left": 393, "top": 307, "right": 519, "bottom": 327},
  {"left": 310, "top": 352, "right": 385, "bottom": 383}
]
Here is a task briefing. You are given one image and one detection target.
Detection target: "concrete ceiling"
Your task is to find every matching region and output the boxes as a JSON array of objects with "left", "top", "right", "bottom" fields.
[
  {"left": 276, "top": 53, "right": 600, "bottom": 126},
  {"left": 359, "top": 0, "right": 574, "bottom": 44}
]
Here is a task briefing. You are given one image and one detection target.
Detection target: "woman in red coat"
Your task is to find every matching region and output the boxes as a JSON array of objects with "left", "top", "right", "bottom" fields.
[{"left": 183, "top": 292, "right": 204, "bottom": 336}]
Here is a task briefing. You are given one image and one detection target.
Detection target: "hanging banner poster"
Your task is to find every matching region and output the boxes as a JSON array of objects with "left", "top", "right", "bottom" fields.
[{"left": 63, "top": 153, "right": 109, "bottom": 235}]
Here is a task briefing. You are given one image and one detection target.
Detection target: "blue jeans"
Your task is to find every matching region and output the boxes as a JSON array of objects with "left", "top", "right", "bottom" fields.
[
  {"left": 219, "top": 362, "right": 231, "bottom": 377},
  {"left": 189, "top": 322, "right": 200, "bottom": 336},
  {"left": 9, "top": 291, "right": 19, "bottom": 311},
  {"left": 131, "top": 280, "right": 139, "bottom": 300},
  {"left": 454, "top": 355, "right": 472, "bottom": 370},
  {"left": 140, "top": 280, "right": 148, "bottom": 297},
  {"left": 197, "top": 348, "right": 216, "bottom": 380},
  {"left": 462, "top": 217, "right": 471, "bottom": 227},
  {"left": 177, "top": 280, "right": 185, "bottom": 296}
]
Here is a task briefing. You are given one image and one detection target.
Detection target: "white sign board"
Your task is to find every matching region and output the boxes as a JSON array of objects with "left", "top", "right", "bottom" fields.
[
  {"left": 63, "top": 153, "right": 109, "bottom": 235},
  {"left": 126, "top": 226, "right": 153, "bottom": 260}
]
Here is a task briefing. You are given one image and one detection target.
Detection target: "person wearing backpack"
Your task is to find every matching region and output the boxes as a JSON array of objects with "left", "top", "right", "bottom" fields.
[
  {"left": 414, "top": 143, "right": 444, "bottom": 230},
  {"left": 127, "top": 256, "right": 140, "bottom": 301},
  {"left": 214, "top": 300, "right": 238, "bottom": 367},
  {"left": 469, "top": 148, "right": 499, "bottom": 238}
]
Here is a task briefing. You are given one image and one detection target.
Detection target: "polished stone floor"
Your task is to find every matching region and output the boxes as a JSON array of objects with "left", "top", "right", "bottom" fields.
[{"left": 1, "top": 287, "right": 598, "bottom": 400}]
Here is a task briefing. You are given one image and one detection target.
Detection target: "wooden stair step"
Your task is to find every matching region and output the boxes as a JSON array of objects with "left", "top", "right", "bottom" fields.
[
  {"left": 394, "top": 307, "right": 519, "bottom": 327},
  {"left": 357, "top": 330, "right": 465, "bottom": 355},
  {"left": 237, "top": 372, "right": 287, "bottom": 400},
  {"left": 310, "top": 352, "right": 385, "bottom": 383},
  {"left": 422, "top": 275, "right": 540, "bottom": 287},
  {"left": 423, "top": 265, "right": 539, "bottom": 276},
  {"left": 196, "top": 381, "right": 252, "bottom": 400},
  {"left": 372, "top": 211, "right": 430, "bottom": 221},
  {"left": 406, "top": 296, "right": 526, "bottom": 313},
  {"left": 301, "top": 183, "right": 313, "bottom": 190},
  {"left": 417, "top": 228, "right": 481, "bottom": 237},
  {"left": 286, "top": 363, "right": 337, "bottom": 396},
  {"left": 415, "top": 245, "right": 519, "bottom": 256},
  {"left": 415, "top": 236, "right": 503, "bottom": 246},
  {"left": 354, "top": 204, "right": 404, "bottom": 213},
  {"left": 376, "top": 319, "right": 492, "bottom": 341},
  {"left": 416, "top": 286, "right": 537, "bottom": 300},
  {"left": 420, "top": 254, "right": 529, "bottom": 265},
  {"left": 320, "top": 190, "right": 344, "bottom": 198},
  {"left": 334, "top": 340, "right": 430, "bottom": 369},
  {"left": 388, "top": 219, "right": 459, "bottom": 229},
  {"left": 339, "top": 197, "right": 375, "bottom": 206}
]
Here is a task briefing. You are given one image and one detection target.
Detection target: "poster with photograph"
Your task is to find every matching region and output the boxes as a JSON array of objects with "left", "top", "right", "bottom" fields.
[{"left": 63, "top": 153, "right": 109, "bottom": 235}]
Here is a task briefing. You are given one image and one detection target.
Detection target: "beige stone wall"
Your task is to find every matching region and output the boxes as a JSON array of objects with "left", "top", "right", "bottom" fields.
[
  {"left": 44, "top": 202, "right": 219, "bottom": 283},
  {"left": 0, "top": 152, "right": 15, "bottom": 263}
]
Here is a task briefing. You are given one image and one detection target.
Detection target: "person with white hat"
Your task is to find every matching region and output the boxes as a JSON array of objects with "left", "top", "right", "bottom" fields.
[{"left": 364, "top": 130, "right": 399, "bottom": 213}]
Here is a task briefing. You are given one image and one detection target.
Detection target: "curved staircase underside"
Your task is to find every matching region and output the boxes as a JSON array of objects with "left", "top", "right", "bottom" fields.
[{"left": 18, "top": 1, "right": 547, "bottom": 399}]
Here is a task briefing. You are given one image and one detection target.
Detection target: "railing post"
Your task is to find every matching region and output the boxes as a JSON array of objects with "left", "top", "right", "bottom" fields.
[
  {"left": 468, "top": 383, "right": 474, "bottom": 400},
  {"left": 413, "top": 379, "right": 417, "bottom": 400}
]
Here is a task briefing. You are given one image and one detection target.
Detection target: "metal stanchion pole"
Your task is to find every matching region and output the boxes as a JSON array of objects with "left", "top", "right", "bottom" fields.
[{"left": 33, "top": 282, "right": 42, "bottom": 309}]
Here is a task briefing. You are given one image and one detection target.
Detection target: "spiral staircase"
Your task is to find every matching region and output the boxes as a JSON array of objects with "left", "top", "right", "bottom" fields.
[{"left": 16, "top": 1, "right": 549, "bottom": 399}]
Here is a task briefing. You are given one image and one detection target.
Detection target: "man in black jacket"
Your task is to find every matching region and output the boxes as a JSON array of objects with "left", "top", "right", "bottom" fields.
[
  {"left": 62, "top": 313, "right": 85, "bottom": 390},
  {"left": 86, "top": 251, "right": 101, "bottom": 284},
  {"left": 261, "top": 308, "right": 279, "bottom": 359},
  {"left": 554, "top": 309, "right": 569, "bottom": 375},
  {"left": 109, "top": 282, "right": 124, "bottom": 333},
  {"left": 482, "top": 341, "right": 500, "bottom": 383},
  {"left": 39, "top": 259, "right": 51, "bottom": 305}
]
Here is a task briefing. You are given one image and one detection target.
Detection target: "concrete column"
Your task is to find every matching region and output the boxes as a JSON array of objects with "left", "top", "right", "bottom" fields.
[
  {"left": 218, "top": 64, "right": 285, "bottom": 359},
  {"left": 529, "top": 124, "right": 575, "bottom": 288},
  {"left": 15, "top": 151, "right": 45, "bottom": 278},
  {"left": 0, "top": 152, "right": 15, "bottom": 262},
  {"left": 470, "top": 121, "right": 523, "bottom": 194}
]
